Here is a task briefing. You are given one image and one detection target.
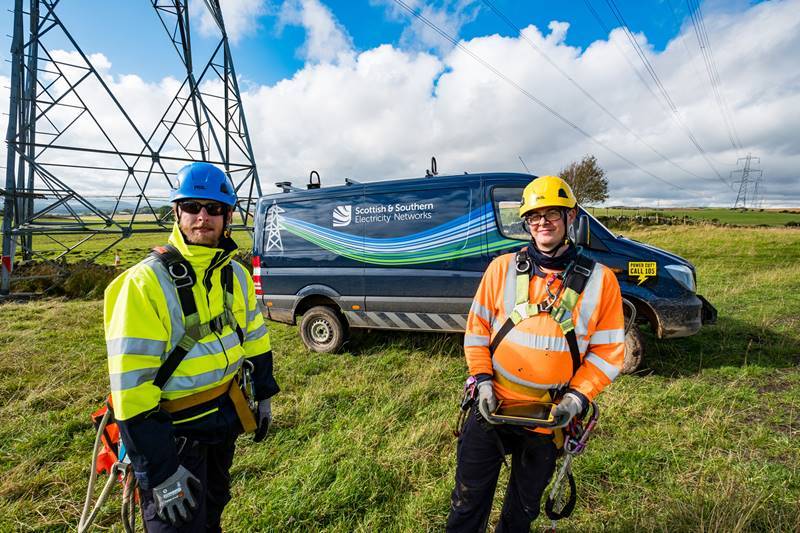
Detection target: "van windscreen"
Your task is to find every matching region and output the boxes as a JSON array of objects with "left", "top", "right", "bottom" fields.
[{"left": 492, "top": 187, "right": 528, "bottom": 241}]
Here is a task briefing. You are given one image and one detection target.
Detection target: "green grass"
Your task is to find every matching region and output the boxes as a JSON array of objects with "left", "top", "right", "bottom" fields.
[
  {"left": 0, "top": 225, "right": 798, "bottom": 531},
  {"left": 587, "top": 206, "right": 800, "bottom": 226}
]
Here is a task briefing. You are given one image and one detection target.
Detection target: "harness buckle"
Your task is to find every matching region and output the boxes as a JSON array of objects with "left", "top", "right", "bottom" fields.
[
  {"left": 168, "top": 263, "right": 193, "bottom": 288},
  {"left": 210, "top": 315, "right": 224, "bottom": 334},
  {"left": 573, "top": 264, "right": 592, "bottom": 277}
]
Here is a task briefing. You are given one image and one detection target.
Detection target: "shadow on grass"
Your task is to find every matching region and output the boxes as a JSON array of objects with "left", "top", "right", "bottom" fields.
[
  {"left": 640, "top": 315, "right": 799, "bottom": 377},
  {"left": 345, "top": 329, "right": 464, "bottom": 358},
  {"left": 339, "top": 314, "right": 798, "bottom": 379}
]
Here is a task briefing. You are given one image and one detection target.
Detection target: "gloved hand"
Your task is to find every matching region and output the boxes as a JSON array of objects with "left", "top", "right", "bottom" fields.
[
  {"left": 253, "top": 398, "right": 272, "bottom": 443},
  {"left": 152, "top": 465, "right": 201, "bottom": 526},
  {"left": 552, "top": 392, "right": 584, "bottom": 428},
  {"left": 476, "top": 380, "right": 498, "bottom": 423}
]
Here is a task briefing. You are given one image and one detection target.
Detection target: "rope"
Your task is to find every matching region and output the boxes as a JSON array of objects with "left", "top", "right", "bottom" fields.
[{"left": 77, "top": 407, "right": 137, "bottom": 532}]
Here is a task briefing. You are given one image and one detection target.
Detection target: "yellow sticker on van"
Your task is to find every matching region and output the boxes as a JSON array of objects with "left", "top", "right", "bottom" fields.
[{"left": 628, "top": 262, "right": 657, "bottom": 285}]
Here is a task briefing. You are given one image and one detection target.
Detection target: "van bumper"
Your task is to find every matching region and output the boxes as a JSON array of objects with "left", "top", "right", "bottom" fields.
[{"left": 652, "top": 293, "right": 716, "bottom": 338}]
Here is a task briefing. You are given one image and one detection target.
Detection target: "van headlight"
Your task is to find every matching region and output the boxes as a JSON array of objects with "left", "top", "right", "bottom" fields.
[{"left": 665, "top": 264, "right": 696, "bottom": 293}]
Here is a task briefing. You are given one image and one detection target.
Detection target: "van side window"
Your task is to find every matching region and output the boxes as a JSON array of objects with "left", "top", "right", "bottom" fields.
[{"left": 491, "top": 187, "right": 528, "bottom": 241}]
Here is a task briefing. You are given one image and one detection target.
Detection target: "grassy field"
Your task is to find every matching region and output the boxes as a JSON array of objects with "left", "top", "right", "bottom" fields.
[
  {"left": 0, "top": 225, "right": 798, "bottom": 531},
  {"left": 586, "top": 206, "right": 800, "bottom": 226}
]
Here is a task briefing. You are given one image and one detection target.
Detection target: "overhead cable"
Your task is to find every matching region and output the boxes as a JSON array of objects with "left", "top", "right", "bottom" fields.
[
  {"left": 482, "top": 0, "right": 708, "bottom": 183},
  {"left": 391, "top": 0, "right": 684, "bottom": 191},
  {"left": 686, "top": 0, "right": 743, "bottom": 153},
  {"left": 601, "top": 0, "right": 733, "bottom": 190}
]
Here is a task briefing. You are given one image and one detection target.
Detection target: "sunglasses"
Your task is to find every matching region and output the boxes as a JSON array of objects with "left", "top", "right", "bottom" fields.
[
  {"left": 179, "top": 201, "right": 227, "bottom": 216},
  {"left": 524, "top": 209, "right": 563, "bottom": 225}
]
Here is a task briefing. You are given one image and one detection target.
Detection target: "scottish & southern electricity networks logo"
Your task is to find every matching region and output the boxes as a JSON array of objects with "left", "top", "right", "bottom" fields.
[{"left": 333, "top": 205, "right": 352, "bottom": 227}]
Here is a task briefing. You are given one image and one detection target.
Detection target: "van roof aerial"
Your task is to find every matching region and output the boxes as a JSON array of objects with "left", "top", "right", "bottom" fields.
[
  {"left": 345, "top": 177, "right": 361, "bottom": 186},
  {"left": 276, "top": 181, "right": 298, "bottom": 193}
]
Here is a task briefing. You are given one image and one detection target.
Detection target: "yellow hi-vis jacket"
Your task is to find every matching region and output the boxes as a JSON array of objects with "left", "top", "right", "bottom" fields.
[
  {"left": 464, "top": 252, "right": 624, "bottom": 416},
  {"left": 104, "top": 224, "right": 276, "bottom": 487}
]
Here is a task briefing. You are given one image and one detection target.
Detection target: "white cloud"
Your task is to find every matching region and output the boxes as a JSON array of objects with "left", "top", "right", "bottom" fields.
[
  {"left": 243, "top": 0, "right": 799, "bottom": 206},
  {"left": 375, "top": 0, "right": 482, "bottom": 55},
  {"left": 278, "top": 0, "right": 354, "bottom": 64},
  {"left": 2, "top": 0, "right": 798, "bottom": 208},
  {"left": 194, "top": 0, "right": 268, "bottom": 44}
]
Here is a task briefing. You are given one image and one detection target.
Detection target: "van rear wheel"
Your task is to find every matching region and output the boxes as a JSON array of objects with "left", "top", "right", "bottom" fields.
[
  {"left": 622, "top": 324, "right": 645, "bottom": 374},
  {"left": 300, "top": 306, "right": 346, "bottom": 353}
]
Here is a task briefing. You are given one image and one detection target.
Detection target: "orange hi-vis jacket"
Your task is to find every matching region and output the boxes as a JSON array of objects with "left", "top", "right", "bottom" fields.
[{"left": 464, "top": 252, "right": 624, "bottom": 407}]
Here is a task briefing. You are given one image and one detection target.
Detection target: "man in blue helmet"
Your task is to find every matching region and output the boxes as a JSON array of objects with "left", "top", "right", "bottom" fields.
[{"left": 104, "top": 162, "right": 279, "bottom": 531}]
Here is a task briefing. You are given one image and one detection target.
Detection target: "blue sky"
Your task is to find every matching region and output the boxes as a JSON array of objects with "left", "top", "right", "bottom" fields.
[
  {"left": 1, "top": 0, "right": 795, "bottom": 206},
  {"left": 2, "top": 1, "right": 735, "bottom": 85}
]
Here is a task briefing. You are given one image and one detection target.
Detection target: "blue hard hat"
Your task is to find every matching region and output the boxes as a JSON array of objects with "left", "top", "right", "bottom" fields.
[{"left": 169, "top": 162, "right": 237, "bottom": 206}]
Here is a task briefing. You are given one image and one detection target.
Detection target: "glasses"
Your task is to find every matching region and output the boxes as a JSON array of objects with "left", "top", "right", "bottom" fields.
[
  {"left": 179, "top": 201, "right": 227, "bottom": 216},
  {"left": 524, "top": 209, "right": 563, "bottom": 225}
]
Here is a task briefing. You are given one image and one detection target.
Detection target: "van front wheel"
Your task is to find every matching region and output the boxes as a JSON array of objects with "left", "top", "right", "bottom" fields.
[
  {"left": 622, "top": 324, "right": 645, "bottom": 374},
  {"left": 300, "top": 306, "right": 346, "bottom": 353}
]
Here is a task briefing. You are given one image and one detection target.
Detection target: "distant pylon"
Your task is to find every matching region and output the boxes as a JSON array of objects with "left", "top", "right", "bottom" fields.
[
  {"left": 265, "top": 202, "right": 284, "bottom": 252},
  {"left": 731, "top": 154, "right": 763, "bottom": 209}
]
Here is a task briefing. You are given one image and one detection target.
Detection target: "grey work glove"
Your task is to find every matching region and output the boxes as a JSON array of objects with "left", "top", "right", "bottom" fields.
[
  {"left": 552, "top": 392, "right": 584, "bottom": 428},
  {"left": 152, "top": 465, "right": 201, "bottom": 526},
  {"left": 476, "top": 381, "right": 499, "bottom": 424},
  {"left": 253, "top": 398, "right": 272, "bottom": 443}
]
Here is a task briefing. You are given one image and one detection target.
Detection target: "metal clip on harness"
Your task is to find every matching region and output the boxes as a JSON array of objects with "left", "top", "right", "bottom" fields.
[{"left": 544, "top": 401, "right": 600, "bottom": 532}]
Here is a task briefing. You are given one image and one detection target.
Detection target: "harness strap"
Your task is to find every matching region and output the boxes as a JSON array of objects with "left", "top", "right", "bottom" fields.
[
  {"left": 489, "top": 250, "right": 596, "bottom": 380},
  {"left": 160, "top": 380, "right": 231, "bottom": 413},
  {"left": 149, "top": 245, "right": 244, "bottom": 390},
  {"left": 544, "top": 468, "right": 577, "bottom": 520}
]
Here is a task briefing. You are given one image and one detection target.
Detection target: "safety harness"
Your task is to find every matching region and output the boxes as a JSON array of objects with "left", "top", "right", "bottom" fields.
[
  {"left": 150, "top": 245, "right": 242, "bottom": 388},
  {"left": 489, "top": 247, "right": 596, "bottom": 380},
  {"left": 149, "top": 245, "right": 256, "bottom": 432}
]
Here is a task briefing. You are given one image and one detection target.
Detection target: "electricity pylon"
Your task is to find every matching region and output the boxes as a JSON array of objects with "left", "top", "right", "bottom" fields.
[
  {"left": 731, "top": 154, "right": 762, "bottom": 209},
  {"left": 2, "top": 0, "right": 262, "bottom": 295}
]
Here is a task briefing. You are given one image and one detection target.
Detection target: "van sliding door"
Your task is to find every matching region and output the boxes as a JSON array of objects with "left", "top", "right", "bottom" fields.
[{"left": 361, "top": 182, "right": 483, "bottom": 332}]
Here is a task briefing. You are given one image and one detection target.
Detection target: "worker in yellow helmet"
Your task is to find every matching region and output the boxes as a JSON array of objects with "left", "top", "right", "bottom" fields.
[
  {"left": 447, "top": 175, "right": 624, "bottom": 531},
  {"left": 104, "top": 162, "right": 279, "bottom": 531}
]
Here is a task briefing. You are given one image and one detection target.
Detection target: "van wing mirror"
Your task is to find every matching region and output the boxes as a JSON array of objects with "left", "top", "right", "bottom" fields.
[{"left": 576, "top": 215, "right": 590, "bottom": 248}]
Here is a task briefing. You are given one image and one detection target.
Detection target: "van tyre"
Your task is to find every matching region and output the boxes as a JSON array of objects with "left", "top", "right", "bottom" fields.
[
  {"left": 300, "top": 306, "right": 346, "bottom": 353},
  {"left": 622, "top": 324, "right": 645, "bottom": 374}
]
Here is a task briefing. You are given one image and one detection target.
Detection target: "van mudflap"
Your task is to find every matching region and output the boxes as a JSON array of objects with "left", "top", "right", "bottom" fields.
[{"left": 698, "top": 295, "right": 717, "bottom": 325}]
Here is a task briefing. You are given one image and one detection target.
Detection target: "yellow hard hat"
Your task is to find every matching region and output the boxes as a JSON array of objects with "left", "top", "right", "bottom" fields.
[{"left": 519, "top": 175, "right": 577, "bottom": 217}]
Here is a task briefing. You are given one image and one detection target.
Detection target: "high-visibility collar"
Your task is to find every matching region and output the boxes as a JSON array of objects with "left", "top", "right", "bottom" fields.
[{"left": 168, "top": 223, "right": 238, "bottom": 281}]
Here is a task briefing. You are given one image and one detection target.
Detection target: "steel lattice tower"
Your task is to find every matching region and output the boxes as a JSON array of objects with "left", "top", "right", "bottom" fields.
[
  {"left": 731, "top": 154, "right": 763, "bottom": 209},
  {"left": 1, "top": 0, "right": 262, "bottom": 295}
]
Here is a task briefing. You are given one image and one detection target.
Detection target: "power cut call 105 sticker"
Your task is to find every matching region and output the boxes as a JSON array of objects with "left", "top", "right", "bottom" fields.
[{"left": 628, "top": 261, "right": 657, "bottom": 285}]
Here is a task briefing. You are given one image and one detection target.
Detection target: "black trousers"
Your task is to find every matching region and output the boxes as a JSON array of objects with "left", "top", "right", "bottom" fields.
[
  {"left": 447, "top": 409, "right": 558, "bottom": 533},
  {"left": 139, "top": 436, "right": 237, "bottom": 533}
]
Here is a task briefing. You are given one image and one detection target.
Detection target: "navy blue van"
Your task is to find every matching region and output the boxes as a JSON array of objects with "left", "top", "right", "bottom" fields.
[{"left": 252, "top": 173, "right": 716, "bottom": 373}]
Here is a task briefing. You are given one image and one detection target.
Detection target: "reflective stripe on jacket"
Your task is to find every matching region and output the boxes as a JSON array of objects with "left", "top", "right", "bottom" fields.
[
  {"left": 464, "top": 252, "right": 624, "bottom": 403},
  {"left": 104, "top": 224, "right": 273, "bottom": 421}
]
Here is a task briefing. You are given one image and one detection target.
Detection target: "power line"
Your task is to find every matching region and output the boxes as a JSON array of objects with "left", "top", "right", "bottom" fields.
[
  {"left": 596, "top": 0, "right": 733, "bottom": 190},
  {"left": 482, "top": 0, "right": 708, "bottom": 183},
  {"left": 686, "top": 0, "right": 743, "bottom": 153},
  {"left": 391, "top": 0, "right": 684, "bottom": 191},
  {"left": 582, "top": 0, "right": 670, "bottom": 115}
]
